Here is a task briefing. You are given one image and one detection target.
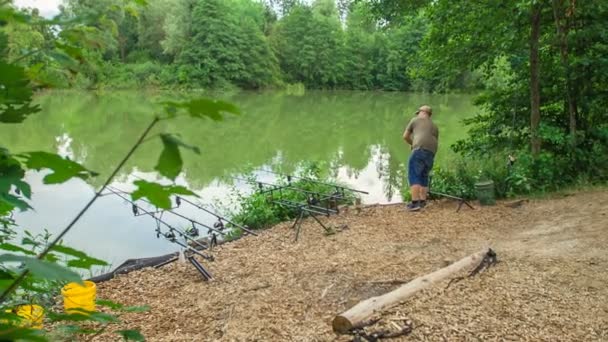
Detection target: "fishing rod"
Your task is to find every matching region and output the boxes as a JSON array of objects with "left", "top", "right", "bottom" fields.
[
  {"left": 103, "top": 187, "right": 214, "bottom": 255},
  {"left": 175, "top": 196, "right": 257, "bottom": 236},
  {"left": 258, "top": 168, "right": 369, "bottom": 195},
  {"left": 231, "top": 176, "right": 346, "bottom": 199},
  {"left": 124, "top": 174, "right": 256, "bottom": 236},
  {"left": 231, "top": 176, "right": 351, "bottom": 216},
  {"left": 106, "top": 185, "right": 228, "bottom": 238}
]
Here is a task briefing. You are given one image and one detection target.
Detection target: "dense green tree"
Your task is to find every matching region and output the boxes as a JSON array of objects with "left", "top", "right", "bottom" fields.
[
  {"left": 135, "top": 0, "right": 175, "bottom": 62},
  {"left": 171, "top": 0, "right": 277, "bottom": 88},
  {"left": 342, "top": 2, "right": 375, "bottom": 89},
  {"left": 271, "top": 1, "right": 345, "bottom": 88},
  {"left": 161, "top": 0, "right": 194, "bottom": 59}
]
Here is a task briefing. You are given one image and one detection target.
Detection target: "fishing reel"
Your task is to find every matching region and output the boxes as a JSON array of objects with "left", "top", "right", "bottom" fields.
[
  {"left": 213, "top": 220, "right": 225, "bottom": 231},
  {"left": 328, "top": 191, "right": 341, "bottom": 211},
  {"left": 164, "top": 230, "right": 176, "bottom": 242},
  {"left": 186, "top": 221, "right": 199, "bottom": 237},
  {"left": 307, "top": 194, "right": 320, "bottom": 206}
]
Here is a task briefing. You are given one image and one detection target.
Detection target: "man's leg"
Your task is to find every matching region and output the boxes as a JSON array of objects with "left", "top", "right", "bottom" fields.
[
  {"left": 420, "top": 187, "right": 428, "bottom": 201},
  {"left": 407, "top": 151, "right": 423, "bottom": 211},
  {"left": 410, "top": 184, "right": 421, "bottom": 201},
  {"left": 419, "top": 151, "right": 434, "bottom": 206}
]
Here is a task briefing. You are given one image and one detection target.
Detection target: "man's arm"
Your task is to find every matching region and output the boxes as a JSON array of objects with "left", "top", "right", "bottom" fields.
[
  {"left": 403, "top": 129, "right": 413, "bottom": 145},
  {"left": 403, "top": 118, "right": 415, "bottom": 145}
]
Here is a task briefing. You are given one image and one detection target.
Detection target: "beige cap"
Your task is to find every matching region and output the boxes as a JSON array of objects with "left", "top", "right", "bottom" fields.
[{"left": 416, "top": 105, "right": 433, "bottom": 116}]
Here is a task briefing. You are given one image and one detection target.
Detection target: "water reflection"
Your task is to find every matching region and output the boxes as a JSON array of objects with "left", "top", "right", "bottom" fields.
[{"left": 3, "top": 90, "right": 477, "bottom": 266}]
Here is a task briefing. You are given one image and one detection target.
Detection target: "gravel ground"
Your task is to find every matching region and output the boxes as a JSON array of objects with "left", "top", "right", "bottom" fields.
[{"left": 93, "top": 189, "right": 608, "bottom": 341}]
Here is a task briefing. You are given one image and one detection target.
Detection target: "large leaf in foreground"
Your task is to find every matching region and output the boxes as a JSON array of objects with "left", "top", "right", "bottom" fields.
[
  {"left": 0, "top": 60, "right": 40, "bottom": 123},
  {"left": 131, "top": 180, "right": 198, "bottom": 209},
  {"left": 161, "top": 98, "right": 240, "bottom": 121},
  {"left": 155, "top": 134, "right": 200, "bottom": 181},
  {"left": 52, "top": 245, "right": 109, "bottom": 269},
  {"left": 20, "top": 152, "right": 98, "bottom": 184},
  {"left": 0, "top": 324, "right": 46, "bottom": 342},
  {"left": 0, "top": 155, "right": 31, "bottom": 213},
  {"left": 0, "top": 254, "right": 81, "bottom": 282},
  {"left": 48, "top": 311, "right": 119, "bottom": 324}
]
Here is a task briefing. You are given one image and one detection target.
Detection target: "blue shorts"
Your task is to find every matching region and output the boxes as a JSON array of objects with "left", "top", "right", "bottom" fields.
[{"left": 408, "top": 149, "right": 435, "bottom": 187}]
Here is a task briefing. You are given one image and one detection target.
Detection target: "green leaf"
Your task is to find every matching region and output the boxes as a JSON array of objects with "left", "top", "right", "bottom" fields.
[
  {"left": 0, "top": 254, "right": 81, "bottom": 283},
  {"left": 56, "top": 325, "right": 99, "bottom": 335},
  {"left": 21, "top": 237, "right": 38, "bottom": 247},
  {"left": 123, "top": 305, "right": 150, "bottom": 313},
  {"left": 55, "top": 42, "right": 84, "bottom": 62},
  {"left": 0, "top": 61, "right": 40, "bottom": 123},
  {"left": 0, "top": 62, "right": 32, "bottom": 103},
  {"left": 117, "top": 329, "right": 146, "bottom": 341},
  {"left": 0, "top": 269, "right": 15, "bottom": 279},
  {"left": 19, "top": 152, "right": 98, "bottom": 184},
  {"left": 47, "top": 50, "right": 78, "bottom": 69},
  {"left": 131, "top": 180, "right": 198, "bottom": 209},
  {"left": 155, "top": 134, "right": 200, "bottom": 181},
  {"left": 0, "top": 193, "right": 31, "bottom": 212},
  {"left": 0, "top": 324, "right": 46, "bottom": 342},
  {"left": 48, "top": 311, "right": 120, "bottom": 324},
  {"left": 96, "top": 299, "right": 123, "bottom": 310},
  {"left": 52, "top": 245, "right": 108, "bottom": 267},
  {"left": 0, "top": 279, "right": 12, "bottom": 293},
  {"left": 66, "top": 258, "right": 107, "bottom": 269},
  {"left": 0, "top": 243, "right": 35, "bottom": 255},
  {"left": 0, "top": 103, "right": 42, "bottom": 123},
  {"left": 160, "top": 98, "right": 240, "bottom": 121},
  {"left": 96, "top": 300, "right": 149, "bottom": 313},
  {"left": 0, "top": 7, "right": 31, "bottom": 25},
  {"left": 44, "top": 252, "right": 60, "bottom": 263}
]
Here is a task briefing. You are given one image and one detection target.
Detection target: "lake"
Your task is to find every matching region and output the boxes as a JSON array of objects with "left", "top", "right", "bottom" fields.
[{"left": 1, "top": 90, "right": 477, "bottom": 269}]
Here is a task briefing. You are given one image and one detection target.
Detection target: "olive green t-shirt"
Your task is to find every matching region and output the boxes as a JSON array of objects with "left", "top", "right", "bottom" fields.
[{"left": 405, "top": 116, "right": 439, "bottom": 154}]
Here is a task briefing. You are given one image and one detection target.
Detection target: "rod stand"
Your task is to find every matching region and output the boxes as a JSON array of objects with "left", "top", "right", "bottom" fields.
[
  {"left": 187, "top": 255, "right": 212, "bottom": 281},
  {"left": 429, "top": 191, "right": 475, "bottom": 212},
  {"left": 292, "top": 207, "right": 331, "bottom": 242}
]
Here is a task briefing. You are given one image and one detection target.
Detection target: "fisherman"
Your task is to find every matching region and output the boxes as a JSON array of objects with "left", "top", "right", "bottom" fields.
[{"left": 402, "top": 105, "right": 439, "bottom": 211}]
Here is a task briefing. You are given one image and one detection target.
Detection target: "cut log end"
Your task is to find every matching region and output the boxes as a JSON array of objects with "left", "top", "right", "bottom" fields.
[{"left": 332, "top": 315, "right": 353, "bottom": 334}]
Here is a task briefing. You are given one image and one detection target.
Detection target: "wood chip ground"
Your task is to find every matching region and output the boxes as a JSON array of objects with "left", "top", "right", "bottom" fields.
[{"left": 92, "top": 190, "right": 608, "bottom": 341}]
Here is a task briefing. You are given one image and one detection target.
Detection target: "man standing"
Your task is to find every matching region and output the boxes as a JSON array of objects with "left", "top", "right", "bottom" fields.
[{"left": 403, "top": 105, "right": 439, "bottom": 211}]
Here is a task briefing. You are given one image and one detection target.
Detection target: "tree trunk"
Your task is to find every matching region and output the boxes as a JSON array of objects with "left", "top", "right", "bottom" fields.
[
  {"left": 530, "top": 3, "right": 542, "bottom": 157},
  {"left": 332, "top": 249, "right": 490, "bottom": 334},
  {"left": 551, "top": 0, "right": 577, "bottom": 145}
]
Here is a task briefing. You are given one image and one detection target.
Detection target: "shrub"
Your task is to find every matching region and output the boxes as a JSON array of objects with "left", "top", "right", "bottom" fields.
[{"left": 224, "top": 167, "right": 358, "bottom": 230}]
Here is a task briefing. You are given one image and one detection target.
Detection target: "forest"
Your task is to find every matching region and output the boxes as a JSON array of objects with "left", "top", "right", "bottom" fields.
[{"left": 8, "top": 0, "right": 476, "bottom": 91}]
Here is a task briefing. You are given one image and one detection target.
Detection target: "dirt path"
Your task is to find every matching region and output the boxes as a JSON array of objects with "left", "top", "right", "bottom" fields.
[{"left": 96, "top": 189, "right": 608, "bottom": 341}]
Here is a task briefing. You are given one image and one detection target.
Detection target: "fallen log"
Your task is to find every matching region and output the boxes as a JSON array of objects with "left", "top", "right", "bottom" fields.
[{"left": 332, "top": 248, "right": 493, "bottom": 334}]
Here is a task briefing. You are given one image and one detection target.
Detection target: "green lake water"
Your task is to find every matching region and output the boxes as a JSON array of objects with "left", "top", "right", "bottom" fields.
[{"left": 1, "top": 90, "right": 477, "bottom": 267}]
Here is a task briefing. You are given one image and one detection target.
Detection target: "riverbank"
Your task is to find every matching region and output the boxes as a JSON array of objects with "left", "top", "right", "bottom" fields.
[{"left": 92, "top": 189, "right": 607, "bottom": 341}]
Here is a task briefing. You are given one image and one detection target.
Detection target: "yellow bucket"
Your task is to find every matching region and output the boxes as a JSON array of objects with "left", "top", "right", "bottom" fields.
[
  {"left": 61, "top": 280, "right": 96, "bottom": 314},
  {"left": 5, "top": 305, "right": 45, "bottom": 329}
]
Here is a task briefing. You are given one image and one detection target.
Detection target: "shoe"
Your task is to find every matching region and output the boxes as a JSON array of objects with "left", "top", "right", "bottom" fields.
[
  {"left": 407, "top": 201, "right": 421, "bottom": 211},
  {"left": 419, "top": 200, "right": 427, "bottom": 208}
]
